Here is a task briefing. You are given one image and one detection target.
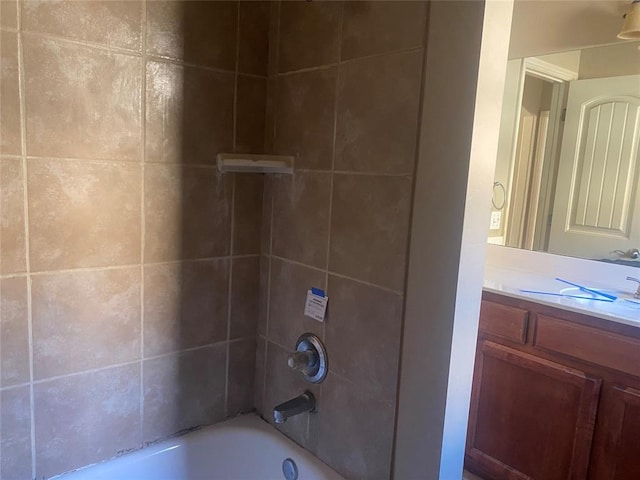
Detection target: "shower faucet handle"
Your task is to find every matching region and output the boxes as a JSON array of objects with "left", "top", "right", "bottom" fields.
[
  {"left": 287, "top": 350, "right": 317, "bottom": 374},
  {"left": 286, "top": 333, "right": 328, "bottom": 384},
  {"left": 626, "top": 276, "right": 640, "bottom": 298}
]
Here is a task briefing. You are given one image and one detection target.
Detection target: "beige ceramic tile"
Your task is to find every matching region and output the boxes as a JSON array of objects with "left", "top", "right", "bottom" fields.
[
  {"left": 230, "top": 256, "right": 260, "bottom": 339},
  {"left": 1, "top": 31, "right": 21, "bottom": 155},
  {"left": 341, "top": 1, "right": 426, "bottom": 60},
  {"left": 257, "top": 255, "right": 269, "bottom": 336},
  {"left": 326, "top": 275, "right": 402, "bottom": 402},
  {"left": 27, "top": 158, "right": 141, "bottom": 271},
  {"left": 253, "top": 335, "right": 266, "bottom": 414},
  {"left": 144, "top": 164, "right": 232, "bottom": 262},
  {"left": 31, "top": 267, "right": 141, "bottom": 380},
  {"left": 143, "top": 259, "right": 229, "bottom": 357},
  {"left": 227, "top": 338, "right": 256, "bottom": 416},
  {"left": 1, "top": 386, "right": 32, "bottom": 480},
  {"left": 268, "top": 258, "right": 324, "bottom": 348},
  {"left": 264, "top": 76, "right": 277, "bottom": 153},
  {"left": 274, "top": 68, "right": 337, "bottom": 170},
  {"left": 329, "top": 174, "right": 412, "bottom": 291},
  {"left": 143, "top": 344, "right": 227, "bottom": 442},
  {"left": 278, "top": 1, "right": 341, "bottom": 72},
  {"left": 267, "top": 1, "right": 280, "bottom": 77},
  {"left": 264, "top": 340, "right": 320, "bottom": 453},
  {"left": 1, "top": 157, "right": 26, "bottom": 274},
  {"left": 146, "top": 1, "right": 237, "bottom": 70},
  {"left": 260, "top": 175, "right": 273, "bottom": 255},
  {"left": 238, "top": 1, "right": 270, "bottom": 75},
  {"left": 0, "top": 277, "right": 29, "bottom": 388},
  {"left": 0, "top": 0, "right": 18, "bottom": 29},
  {"left": 23, "top": 35, "right": 142, "bottom": 161},
  {"left": 233, "top": 173, "right": 263, "bottom": 255},
  {"left": 317, "top": 373, "right": 395, "bottom": 479},
  {"left": 272, "top": 172, "right": 331, "bottom": 268},
  {"left": 335, "top": 50, "right": 423, "bottom": 174},
  {"left": 34, "top": 364, "right": 141, "bottom": 479},
  {"left": 22, "top": 1, "right": 143, "bottom": 50},
  {"left": 235, "top": 75, "right": 267, "bottom": 154},
  {"left": 145, "top": 61, "right": 234, "bottom": 165}
]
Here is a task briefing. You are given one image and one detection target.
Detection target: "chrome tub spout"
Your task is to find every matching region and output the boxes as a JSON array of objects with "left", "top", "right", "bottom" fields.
[{"left": 273, "top": 392, "right": 316, "bottom": 424}]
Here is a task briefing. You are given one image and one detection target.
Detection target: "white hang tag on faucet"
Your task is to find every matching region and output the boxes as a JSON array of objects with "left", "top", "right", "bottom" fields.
[{"left": 304, "top": 287, "right": 328, "bottom": 322}]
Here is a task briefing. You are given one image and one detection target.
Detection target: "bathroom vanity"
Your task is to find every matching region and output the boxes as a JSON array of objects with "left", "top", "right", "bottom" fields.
[{"left": 464, "top": 290, "right": 640, "bottom": 480}]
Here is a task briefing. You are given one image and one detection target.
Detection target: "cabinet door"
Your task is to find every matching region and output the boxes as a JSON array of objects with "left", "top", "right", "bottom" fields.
[
  {"left": 465, "top": 341, "right": 601, "bottom": 480},
  {"left": 590, "top": 386, "right": 640, "bottom": 480}
]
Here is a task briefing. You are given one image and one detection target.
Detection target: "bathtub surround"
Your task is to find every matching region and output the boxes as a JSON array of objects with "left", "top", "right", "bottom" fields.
[
  {"left": 255, "top": 2, "right": 428, "bottom": 479},
  {"left": 0, "top": 1, "right": 268, "bottom": 478},
  {"left": 0, "top": 2, "right": 472, "bottom": 480}
]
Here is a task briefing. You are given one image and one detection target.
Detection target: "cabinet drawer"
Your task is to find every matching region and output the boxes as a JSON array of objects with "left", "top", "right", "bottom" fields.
[
  {"left": 535, "top": 315, "right": 640, "bottom": 377},
  {"left": 479, "top": 300, "right": 529, "bottom": 344}
]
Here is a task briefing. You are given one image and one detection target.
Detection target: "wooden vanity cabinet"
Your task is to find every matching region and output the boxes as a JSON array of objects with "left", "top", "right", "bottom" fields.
[{"left": 465, "top": 292, "right": 640, "bottom": 480}]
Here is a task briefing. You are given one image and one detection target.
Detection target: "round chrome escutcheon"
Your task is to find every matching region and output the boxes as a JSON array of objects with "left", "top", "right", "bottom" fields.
[{"left": 282, "top": 458, "right": 298, "bottom": 480}]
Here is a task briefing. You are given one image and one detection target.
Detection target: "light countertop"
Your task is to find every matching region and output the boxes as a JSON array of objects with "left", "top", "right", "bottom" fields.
[{"left": 483, "top": 248, "right": 640, "bottom": 327}]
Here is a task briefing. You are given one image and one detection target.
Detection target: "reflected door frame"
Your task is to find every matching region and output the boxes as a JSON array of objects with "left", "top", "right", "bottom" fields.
[{"left": 503, "top": 58, "right": 577, "bottom": 249}]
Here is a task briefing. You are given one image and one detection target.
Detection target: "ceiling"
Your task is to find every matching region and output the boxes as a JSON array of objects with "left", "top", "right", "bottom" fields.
[{"left": 509, "top": 0, "right": 631, "bottom": 59}]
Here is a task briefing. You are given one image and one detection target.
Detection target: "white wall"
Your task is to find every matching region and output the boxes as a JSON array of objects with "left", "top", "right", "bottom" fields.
[
  {"left": 509, "top": 0, "right": 628, "bottom": 59},
  {"left": 393, "top": 1, "right": 513, "bottom": 478}
]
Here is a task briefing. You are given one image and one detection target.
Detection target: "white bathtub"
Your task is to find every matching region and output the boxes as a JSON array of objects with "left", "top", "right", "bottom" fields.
[{"left": 54, "top": 414, "right": 344, "bottom": 480}]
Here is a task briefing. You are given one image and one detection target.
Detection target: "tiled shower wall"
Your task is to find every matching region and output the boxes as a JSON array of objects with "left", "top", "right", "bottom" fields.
[
  {"left": 256, "top": 2, "right": 427, "bottom": 479},
  {"left": 0, "top": 1, "right": 268, "bottom": 478}
]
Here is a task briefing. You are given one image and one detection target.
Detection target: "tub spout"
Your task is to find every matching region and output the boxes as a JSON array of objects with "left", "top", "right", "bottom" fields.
[{"left": 273, "top": 391, "right": 316, "bottom": 424}]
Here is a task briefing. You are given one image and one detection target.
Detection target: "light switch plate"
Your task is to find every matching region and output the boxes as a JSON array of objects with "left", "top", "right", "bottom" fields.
[{"left": 490, "top": 211, "right": 501, "bottom": 230}]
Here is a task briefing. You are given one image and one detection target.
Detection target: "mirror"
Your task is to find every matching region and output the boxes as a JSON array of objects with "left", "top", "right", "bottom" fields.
[{"left": 489, "top": 1, "right": 640, "bottom": 268}]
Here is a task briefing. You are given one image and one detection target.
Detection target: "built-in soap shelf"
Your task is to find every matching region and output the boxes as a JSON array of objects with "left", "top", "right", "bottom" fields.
[{"left": 216, "top": 153, "right": 294, "bottom": 174}]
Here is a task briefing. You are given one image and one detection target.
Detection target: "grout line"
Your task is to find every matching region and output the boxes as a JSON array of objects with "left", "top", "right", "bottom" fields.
[
  {"left": 21, "top": 154, "right": 415, "bottom": 176},
  {"left": 139, "top": 0, "right": 148, "bottom": 447},
  {"left": 0, "top": 255, "right": 255, "bottom": 279},
  {"left": 16, "top": 2, "right": 37, "bottom": 474},
  {"left": 22, "top": 154, "right": 223, "bottom": 168},
  {"left": 20, "top": 29, "right": 144, "bottom": 57},
  {"left": 225, "top": 172, "right": 237, "bottom": 417},
  {"left": 269, "top": 255, "right": 327, "bottom": 274},
  {"left": 232, "top": 0, "right": 240, "bottom": 154},
  {"left": 225, "top": 4, "right": 241, "bottom": 412},
  {"left": 23, "top": 263, "right": 144, "bottom": 278},
  {"left": 262, "top": 177, "right": 276, "bottom": 411},
  {"left": 274, "top": 45, "right": 425, "bottom": 78},
  {"left": 27, "top": 340, "right": 237, "bottom": 388},
  {"left": 295, "top": 168, "right": 413, "bottom": 177},
  {"left": 144, "top": 54, "right": 265, "bottom": 79},
  {"left": 276, "top": 62, "right": 339, "bottom": 77},
  {"left": 0, "top": 381, "right": 31, "bottom": 393},
  {"left": 24, "top": 155, "right": 142, "bottom": 166},
  {"left": 270, "top": 254, "right": 404, "bottom": 296},
  {"left": 321, "top": 1, "right": 345, "bottom": 343}
]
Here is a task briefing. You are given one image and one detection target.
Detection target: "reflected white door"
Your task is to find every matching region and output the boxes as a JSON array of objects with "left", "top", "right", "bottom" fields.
[{"left": 548, "top": 75, "right": 640, "bottom": 259}]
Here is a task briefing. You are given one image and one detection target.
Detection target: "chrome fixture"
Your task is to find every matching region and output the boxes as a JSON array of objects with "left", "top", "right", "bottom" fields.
[
  {"left": 273, "top": 391, "right": 316, "bottom": 424},
  {"left": 612, "top": 248, "right": 640, "bottom": 259},
  {"left": 627, "top": 276, "right": 640, "bottom": 299},
  {"left": 282, "top": 458, "right": 298, "bottom": 480},
  {"left": 287, "top": 333, "right": 328, "bottom": 384}
]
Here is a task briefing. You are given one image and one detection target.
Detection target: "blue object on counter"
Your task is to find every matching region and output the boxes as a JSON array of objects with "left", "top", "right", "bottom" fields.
[
  {"left": 520, "top": 289, "right": 615, "bottom": 302},
  {"left": 554, "top": 277, "right": 618, "bottom": 301}
]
